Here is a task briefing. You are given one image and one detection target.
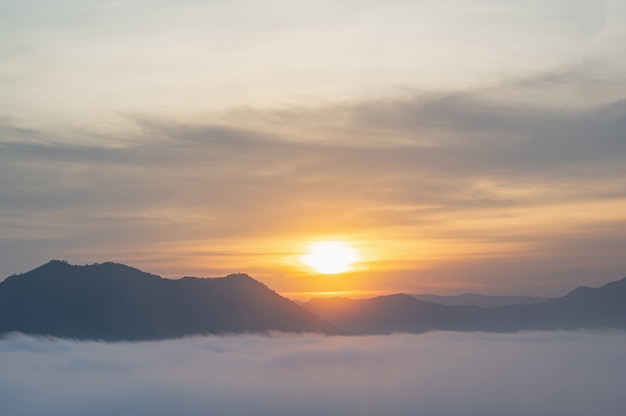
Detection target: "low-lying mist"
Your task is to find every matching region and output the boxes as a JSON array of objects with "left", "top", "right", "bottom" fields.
[{"left": 1, "top": 331, "right": 625, "bottom": 416}]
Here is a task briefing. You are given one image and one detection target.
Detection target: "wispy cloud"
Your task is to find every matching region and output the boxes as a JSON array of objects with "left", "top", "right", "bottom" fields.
[
  {"left": 1, "top": 66, "right": 625, "bottom": 290},
  {"left": 2, "top": 0, "right": 624, "bottom": 126}
]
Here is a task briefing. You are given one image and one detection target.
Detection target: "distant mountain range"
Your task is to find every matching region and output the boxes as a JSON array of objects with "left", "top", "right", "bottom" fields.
[
  {"left": 0, "top": 260, "right": 343, "bottom": 340},
  {"left": 1, "top": 260, "right": 625, "bottom": 340},
  {"left": 411, "top": 293, "right": 548, "bottom": 307},
  {"left": 304, "top": 278, "right": 626, "bottom": 334}
]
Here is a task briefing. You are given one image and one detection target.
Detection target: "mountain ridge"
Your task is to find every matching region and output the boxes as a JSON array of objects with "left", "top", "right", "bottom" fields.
[
  {"left": 0, "top": 260, "right": 344, "bottom": 340},
  {"left": 304, "top": 276, "right": 626, "bottom": 334},
  {"left": 2, "top": 260, "right": 625, "bottom": 339},
  {"left": 411, "top": 292, "right": 548, "bottom": 307}
]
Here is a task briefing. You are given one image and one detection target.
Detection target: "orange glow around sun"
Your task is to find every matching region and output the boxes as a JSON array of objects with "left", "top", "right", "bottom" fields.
[{"left": 300, "top": 241, "right": 363, "bottom": 274}]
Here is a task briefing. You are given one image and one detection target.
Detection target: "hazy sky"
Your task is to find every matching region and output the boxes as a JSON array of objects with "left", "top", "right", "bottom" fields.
[
  {"left": 2, "top": 331, "right": 626, "bottom": 416},
  {"left": 1, "top": 0, "right": 625, "bottom": 297}
]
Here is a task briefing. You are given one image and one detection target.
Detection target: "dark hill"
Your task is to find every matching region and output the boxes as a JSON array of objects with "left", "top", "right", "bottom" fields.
[
  {"left": 304, "top": 277, "right": 626, "bottom": 334},
  {"left": 0, "top": 260, "right": 343, "bottom": 340},
  {"left": 305, "top": 294, "right": 482, "bottom": 334},
  {"left": 411, "top": 293, "right": 548, "bottom": 307}
]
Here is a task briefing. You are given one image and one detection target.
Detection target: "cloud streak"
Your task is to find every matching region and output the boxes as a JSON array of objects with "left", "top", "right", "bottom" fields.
[
  {"left": 5, "top": 0, "right": 624, "bottom": 126},
  {"left": 0, "top": 66, "right": 625, "bottom": 292},
  {"left": 1, "top": 331, "right": 626, "bottom": 416}
]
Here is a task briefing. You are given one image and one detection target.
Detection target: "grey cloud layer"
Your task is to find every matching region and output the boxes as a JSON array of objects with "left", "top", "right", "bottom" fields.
[
  {"left": 3, "top": 82, "right": 625, "bottom": 209},
  {"left": 2, "top": 77, "right": 624, "bottom": 210},
  {"left": 1, "top": 70, "right": 625, "bottom": 280},
  {"left": 1, "top": 331, "right": 625, "bottom": 416}
]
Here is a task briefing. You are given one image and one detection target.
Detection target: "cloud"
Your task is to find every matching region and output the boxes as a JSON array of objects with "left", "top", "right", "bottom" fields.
[
  {"left": 3, "top": 0, "right": 625, "bottom": 128},
  {"left": 0, "top": 66, "right": 625, "bottom": 289},
  {"left": 1, "top": 331, "right": 625, "bottom": 416}
]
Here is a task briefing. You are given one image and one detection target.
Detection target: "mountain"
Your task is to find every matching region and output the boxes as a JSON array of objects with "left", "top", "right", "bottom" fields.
[
  {"left": 411, "top": 293, "right": 548, "bottom": 307},
  {"left": 2, "top": 260, "right": 625, "bottom": 339},
  {"left": 304, "top": 294, "right": 482, "bottom": 334},
  {"left": 0, "top": 260, "right": 343, "bottom": 340},
  {"left": 304, "top": 277, "right": 626, "bottom": 335}
]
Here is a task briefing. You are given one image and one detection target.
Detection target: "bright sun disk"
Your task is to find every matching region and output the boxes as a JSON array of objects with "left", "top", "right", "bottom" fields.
[{"left": 300, "top": 241, "right": 363, "bottom": 274}]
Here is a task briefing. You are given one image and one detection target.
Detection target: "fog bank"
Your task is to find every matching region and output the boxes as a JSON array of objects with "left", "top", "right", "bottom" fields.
[{"left": 1, "top": 331, "right": 625, "bottom": 416}]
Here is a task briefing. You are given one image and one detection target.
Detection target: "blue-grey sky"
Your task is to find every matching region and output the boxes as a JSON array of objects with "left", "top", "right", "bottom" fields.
[{"left": 1, "top": 0, "right": 625, "bottom": 297}]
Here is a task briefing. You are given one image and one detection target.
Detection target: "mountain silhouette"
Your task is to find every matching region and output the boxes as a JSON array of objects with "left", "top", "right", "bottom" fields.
[
  {"left": 304, "top": 294, "right": 482, "bottom": 334},
  {"left": 411, "top": 293, "right": 548, "bottom": 307},
  {"left": 304, "top": 277, "right": 626, "bottom": 334},
  {"left": 0, "top": 260, "right": 343, "bottom": 340},
  {"left": 2, "top": 260, "right": 625, "bottom": 339}
]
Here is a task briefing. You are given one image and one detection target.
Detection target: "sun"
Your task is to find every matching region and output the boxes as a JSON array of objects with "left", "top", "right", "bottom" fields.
[{"left": 300, "top": 241, "right": 363, "bottom": 274}]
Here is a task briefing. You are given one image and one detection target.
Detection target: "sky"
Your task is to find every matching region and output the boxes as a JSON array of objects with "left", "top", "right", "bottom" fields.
[
  {"left": 2, "top": 331, "right": 626, "bottom": 416},
  {"left": 1, "top": 0, "right": 626, "bottom": 298}
]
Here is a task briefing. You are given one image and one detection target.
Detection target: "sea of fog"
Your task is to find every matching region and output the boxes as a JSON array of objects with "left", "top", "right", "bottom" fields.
[{"left": 1, "top": 331, "right": 625, "bottom": 416}]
